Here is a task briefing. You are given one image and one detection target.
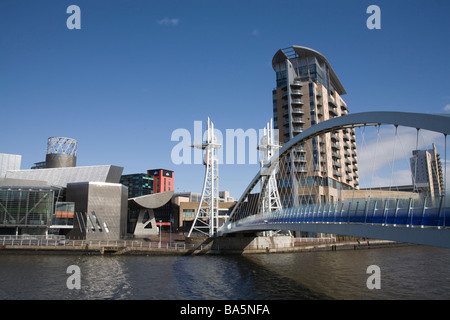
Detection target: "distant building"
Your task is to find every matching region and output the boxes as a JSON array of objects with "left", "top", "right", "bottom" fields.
[
  {"left": 120, "top": 173, "right": 154, "bottom": 198},
  {"left": 410, "top": 143, "right": 444, "bottom": 199},
  {"left": 172, "top": 191, "right": 236, "bottom": 232},
  {"left": 178, "top": 200, "right": 236, "bottom": 232},
  {"left": 219, "top": 190, "right": 234, "bottom": 202},
  {"left": 0, "top": 153, "right": 21, "bottom": 178},
  {"left": 148, "top": 169, "right": 174, "bottom": 193}
]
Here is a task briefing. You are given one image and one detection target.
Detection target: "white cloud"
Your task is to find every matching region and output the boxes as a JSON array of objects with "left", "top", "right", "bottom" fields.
[
  {"left": 157, "top": 18, "right": 180, "bottom": 26},
  {"left": 444, "top": 104, "right": 450, "bottom": 112}
]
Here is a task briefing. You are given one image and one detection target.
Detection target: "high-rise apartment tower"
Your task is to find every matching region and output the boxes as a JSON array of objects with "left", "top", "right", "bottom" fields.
[
  {"left": 272, "top": 46, "right": 359, "bottom": 206},
  {"left": 410, "top": 143, "right": 444, "bottom": 199}
]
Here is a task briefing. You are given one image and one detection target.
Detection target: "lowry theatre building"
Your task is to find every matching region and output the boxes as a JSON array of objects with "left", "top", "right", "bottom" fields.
[{"left": 0, "top": 137, "right": 172, "bottom": 240}]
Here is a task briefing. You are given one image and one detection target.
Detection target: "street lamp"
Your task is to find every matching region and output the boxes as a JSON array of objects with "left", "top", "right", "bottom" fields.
[{"left": 159, "top": 219, "right": 162, "bottom": 248}]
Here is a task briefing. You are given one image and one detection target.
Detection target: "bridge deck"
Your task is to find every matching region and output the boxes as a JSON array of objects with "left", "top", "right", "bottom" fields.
[{"left": 221, "top": 199, "right": 450, "bottom": 248}]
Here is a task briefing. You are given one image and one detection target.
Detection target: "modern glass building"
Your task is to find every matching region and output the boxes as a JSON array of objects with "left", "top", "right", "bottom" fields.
[
  {"left": 0, "top": 186, "right": 73, "bottom": 235},
  {"left": 120, "top": 173, "right": 154, "bottom": 198},
  {"left": 0, "top": 137, "right": 173, "bottom": 240},
  {"left": 272, "top": 46, "right": 359, "bottom": 206}
]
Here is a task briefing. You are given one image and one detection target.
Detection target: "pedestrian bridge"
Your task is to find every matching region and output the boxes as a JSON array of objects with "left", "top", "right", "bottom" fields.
[
  {"left": 217, "top": 112, "right": 450, "bottom": 248},
  {"left": 220, "top": 196, "right": 450, "bottom": 248}
]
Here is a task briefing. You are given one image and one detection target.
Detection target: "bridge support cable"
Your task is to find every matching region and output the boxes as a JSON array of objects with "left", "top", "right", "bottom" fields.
[
  {"left": 220, "top": 112, "right": 450, "bottom": 246},
  {"left": 388, "top": 126, "right": 399, "bottom": 192}
]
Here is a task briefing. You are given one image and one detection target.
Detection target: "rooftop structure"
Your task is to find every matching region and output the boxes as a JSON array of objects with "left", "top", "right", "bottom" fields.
[
  {"left": 45, "top": 137, "right": 78, "bottom": 169},
  {"left": 0, "top": 153, "right": 21, "bottom": 178}
]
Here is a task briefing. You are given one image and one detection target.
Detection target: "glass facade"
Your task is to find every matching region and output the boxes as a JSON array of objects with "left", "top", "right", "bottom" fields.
[
  {"left": 120, "top": 173, "right": 154, "bottom": 198},
  {"left": 0, "top": 187, "right": 54, "bottom": 227},
  {"left": 53, "top": 202, "right": 75, "bottom": 226},
  {"left": 0, "top": 187, "right": 75, "bottom": 229}
]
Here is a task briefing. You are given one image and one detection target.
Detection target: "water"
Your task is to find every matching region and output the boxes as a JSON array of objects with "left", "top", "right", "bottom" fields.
[{"left": 0, "top": 245, "right": 449, "bottom": 300}]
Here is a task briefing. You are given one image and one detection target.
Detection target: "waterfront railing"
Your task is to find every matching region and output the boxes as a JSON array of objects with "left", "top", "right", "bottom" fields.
[{"left": 0, "top": 236, "right": 202, "bottom": 250}]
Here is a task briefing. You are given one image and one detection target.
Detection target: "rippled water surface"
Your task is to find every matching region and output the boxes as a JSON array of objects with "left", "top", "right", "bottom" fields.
[{"left": 0, "top": 245, "right": 449, "bottom": 300}]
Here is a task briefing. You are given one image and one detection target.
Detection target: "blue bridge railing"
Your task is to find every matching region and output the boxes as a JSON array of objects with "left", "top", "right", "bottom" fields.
[{"left": 228, "top": 196, "right": 449, "bottom": 230}]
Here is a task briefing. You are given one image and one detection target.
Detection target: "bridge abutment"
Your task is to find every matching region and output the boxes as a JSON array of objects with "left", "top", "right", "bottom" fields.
[{"left": 186, "top": 234, "right": 294, "bottom": 254}]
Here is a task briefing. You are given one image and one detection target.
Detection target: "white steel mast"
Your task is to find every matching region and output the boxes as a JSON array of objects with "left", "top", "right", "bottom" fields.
[
  {"left": 258, "top": 119, "right": 282, "bottom": 213},
  {"left": 188, "top": 117, "right": 221, "bottom": 237}
]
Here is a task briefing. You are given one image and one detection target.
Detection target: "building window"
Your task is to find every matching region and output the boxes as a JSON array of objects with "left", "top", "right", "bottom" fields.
[{"left": 183, "top": 209, "right": 195, "bottom": 218}]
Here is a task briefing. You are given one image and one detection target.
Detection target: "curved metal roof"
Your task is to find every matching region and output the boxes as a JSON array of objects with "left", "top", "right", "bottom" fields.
[
  {"left": 272, "top": 45, "right": 346, "bottom": 95},
  {"left": 128, "top": 190, "right": 174, "bottom": 209}
]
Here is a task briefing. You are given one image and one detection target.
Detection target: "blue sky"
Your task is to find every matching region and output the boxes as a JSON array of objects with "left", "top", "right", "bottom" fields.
[{"left": 1, "top": 0, "right": 449, "bottom": 198}]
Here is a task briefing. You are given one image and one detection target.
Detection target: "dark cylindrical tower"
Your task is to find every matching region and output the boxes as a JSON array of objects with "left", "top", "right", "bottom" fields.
[{"left": 45, "top": 137, "right": 77, "bottom": 168}]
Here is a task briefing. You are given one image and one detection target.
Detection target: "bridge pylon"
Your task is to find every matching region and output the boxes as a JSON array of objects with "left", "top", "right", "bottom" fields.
[
  {"left": 188, "top": 117, "right": 221, "bottom": 238},
  {"left": 258, "top": 119, "right": 282, "bottom": 214}
]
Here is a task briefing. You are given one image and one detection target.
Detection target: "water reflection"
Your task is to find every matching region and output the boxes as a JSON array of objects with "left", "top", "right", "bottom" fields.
[
  {"left": 0, "top": 245, "right": 449, "bottom": 300},
  {"left": 245, "top": 245, "right": 450, "bottom": 299}
]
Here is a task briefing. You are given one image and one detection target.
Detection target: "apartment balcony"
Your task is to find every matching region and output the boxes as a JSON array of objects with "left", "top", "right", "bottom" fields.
[
  {"left": 292, "top": 108, "right": 304, "bottom": 114},
  {"left": 332, "top": 151, "right": 341, "bottom": 159},
  {"left": 291, "top": 80, "right": 302, "bottom": 87},
  {"left": 292, "top": 127, "right": 303, "bottom": 134},
  {"left": 291, "top": 117, "right": 304, "bottom": 124},
  {"left": 328, "top": 96, "right": 337, "bottom": 108},
  {"left": 291, "top": 90, "right": 303, "bottom": 96},
  {"left": 293, "top": 146, "right": 306, "bottom": 153},
  {"left": 329, "top": 108, "right": 339, "bottom": 117},
  {"left": 332, "top": 161, "right": 342, "bottom": 168},
  {"left": 333, "top": 169, "right": 342, "bottom": 177},
  {"left": 294, "top": 166, "right": 308, "bottom": 173},
  {"left": 331, "top": 133, "right": 340, "bottom": 141},
  {"left": 331, "top": 142, "right": 341, "bottom": 150},
  {"left": 291, "top": 99, "right": 304, "bottom": 105}
]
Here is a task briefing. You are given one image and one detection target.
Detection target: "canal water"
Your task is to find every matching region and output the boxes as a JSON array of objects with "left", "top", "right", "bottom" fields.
[{"left": 0, "top": 245, "right": 449, "bottom": 300}]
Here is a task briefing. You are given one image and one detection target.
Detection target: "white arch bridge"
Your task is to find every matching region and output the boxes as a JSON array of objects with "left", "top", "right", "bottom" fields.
[{"left": 217, "top": 112, "right": 450, "bottom": 249}]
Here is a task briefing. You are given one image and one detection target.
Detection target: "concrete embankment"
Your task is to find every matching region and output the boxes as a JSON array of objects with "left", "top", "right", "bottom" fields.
[{"left": 0, "top": 238, "right": 408, "bottom": 256}]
